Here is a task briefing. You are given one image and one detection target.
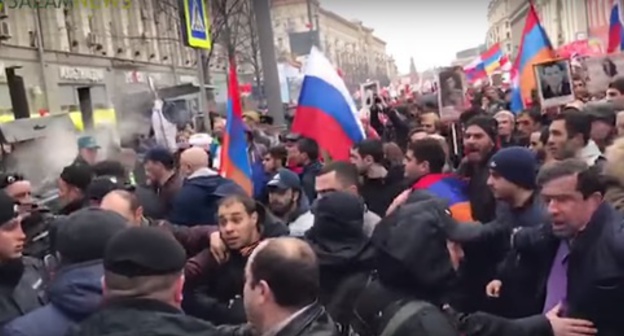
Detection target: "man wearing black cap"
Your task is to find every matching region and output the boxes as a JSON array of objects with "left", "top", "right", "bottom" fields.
[
  {"left": 85, "top": 176, "right": 122, "bottom": 207},
  {"left": 459, "top": 115, "right": 498, "bottom": 223},
  {"left": 143, "top": 146, "right": 183, "bottom": 215},
  {"left": 449, "top": 147, "right": 549, "bottom": 317},
  {"left": 58, "top": 164, "right": 93, "bottom": 215},
  {"left": 3, "top": 208, "right": 128, "bottom": 336},
  {"left": 0, "top": 191, "right": 47, "bottom": 327},
  {"left": 457, "top": 115, "right": 499, "bottom": 314},
  {"left": 266, "top": 168, "right": 310, "bottom": 237},
  {"left": 66, "top": 227, "right": 223, "bottom": 335}
]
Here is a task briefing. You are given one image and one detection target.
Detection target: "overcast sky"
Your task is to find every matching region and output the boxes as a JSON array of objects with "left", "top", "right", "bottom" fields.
[{"left": 320, "top": 0, "right": 490, "bottom": 74}]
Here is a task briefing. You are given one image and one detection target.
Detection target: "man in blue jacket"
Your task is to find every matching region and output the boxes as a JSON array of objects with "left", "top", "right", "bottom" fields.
[
  {"left": 168, "top": 147, "right": 245, "bottom": 226},
  {"left": 3, "top": 207, "right": 128, "bottom": 336}
]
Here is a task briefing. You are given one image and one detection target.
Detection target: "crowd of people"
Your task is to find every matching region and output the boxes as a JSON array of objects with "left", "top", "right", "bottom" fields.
[{"left": 0, "top": 76, "right": 623, "bottom": 336}]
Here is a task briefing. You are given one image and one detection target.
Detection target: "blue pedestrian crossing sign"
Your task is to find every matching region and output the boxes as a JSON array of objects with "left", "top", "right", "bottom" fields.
[{"left": 180, "top": 0, "right": 211, "bottom": 49}]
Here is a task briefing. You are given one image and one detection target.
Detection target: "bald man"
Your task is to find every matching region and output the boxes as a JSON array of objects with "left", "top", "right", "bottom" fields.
[
  {"left": 242, "top": 238, "right": 340, "bottom": 335},
  {"left": 168, "top": 148, "right": 245, "bottom": 226},
  {"left": 179, "top": 147, "right": 209, "bottom": 178},
  {"left": 101, "top": 190, "right": 144, "bottom": 226}
]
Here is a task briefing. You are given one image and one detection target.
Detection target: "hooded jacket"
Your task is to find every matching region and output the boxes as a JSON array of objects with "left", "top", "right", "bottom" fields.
[
  {"left": 305, "top": 192, "right": 375, "bottom": 332},
  {"left": 3, "top": 261, "right": 103, "bottom": 336},
  {"left": 168, "top": 168, "right": 245, "bottom": 226},
  {"left": 348, "top": 196, "right": 460, "bottom": 336},
  {"left": 283, "top": 193, "right": 311, "bottom": 237}
]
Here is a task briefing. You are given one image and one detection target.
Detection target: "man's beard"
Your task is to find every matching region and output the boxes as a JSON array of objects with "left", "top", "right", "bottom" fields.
[{"left": 270, "top": 199, "right": 295, "bottom": 217}]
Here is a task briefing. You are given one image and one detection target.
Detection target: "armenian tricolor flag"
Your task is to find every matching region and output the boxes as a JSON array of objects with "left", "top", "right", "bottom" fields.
[
  {"left": 482, "top": 44, "right": 509, "bottom": 75},
  {"left": 509, "top": 2, "right": 555, "bottom": 113},
  {"left": 412, "top": 173, "right": 473, "bottom": 222},
  {"left": 219, "top": 58, "right": 253, "bottom": 195}
]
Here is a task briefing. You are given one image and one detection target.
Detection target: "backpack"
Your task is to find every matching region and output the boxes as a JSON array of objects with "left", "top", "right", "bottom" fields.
[{"left": 350, "top": 274, "right": 459, "bottom": 336}]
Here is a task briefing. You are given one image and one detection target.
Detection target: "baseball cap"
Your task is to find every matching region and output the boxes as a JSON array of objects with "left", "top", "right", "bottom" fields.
[
  {"left": 55, "top": 207, "right": 128, "bottom": 264},
  {"left": 86, "top": 176, "right": 123, "bottom": 203},
  {"left": 0, "top": 190, "right": 18, "bottom": 225},
  {"left": 104, "top": 226, "right": 186, "bottom": 277},
  {"left": 77, "top": 136, "right": 100, "bottom": 150},
  {"left": 267, "top": 168, "right": 301, "bottom": 191}
]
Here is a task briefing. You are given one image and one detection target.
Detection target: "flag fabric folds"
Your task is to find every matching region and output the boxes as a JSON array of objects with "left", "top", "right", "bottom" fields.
[
  {"left": 482, "top": 44, "right": 508, "bottom": 74},
  {"left": 510, "top": 3, "right": 555, "bottom": 113},
  {"left": 412, "top": 174, "right": 473, "bottom": 222},
  {"left": 608, "top": 0, "right": 624, "bottom": 53},
  {"left": 464, "top": 57, "right": 487, "bottom": 82},
  {"left": 293, "top": 47, "right": 366, "bottom": 160},
  {"left": 463, "top": 43, "right": 509, "bottom": 83},
  {"left": 220, "top": 58, "right": 253, "bottom": 195}
]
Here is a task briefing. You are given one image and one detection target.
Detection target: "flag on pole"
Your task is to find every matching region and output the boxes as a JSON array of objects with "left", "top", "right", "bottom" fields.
[
  {"left": 292, "top": 47, "right": 366, "bottom": 160},
  {"left": 510, "top": 2, "right": 555, "bottom": 113},
  {"left": 608, "top": 0, "right": 624, "bottom": 53},
  {"left": 220, "top": 58, "right": 253, "bottom": 195}
]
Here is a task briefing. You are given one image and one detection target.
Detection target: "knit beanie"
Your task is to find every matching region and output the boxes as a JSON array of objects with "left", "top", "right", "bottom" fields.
[
  {"left": 489, "top": 146, "right": 538, "bottom": 190},
  {"left": 465, "top": 115, "right": 498, "bottom": 143}
]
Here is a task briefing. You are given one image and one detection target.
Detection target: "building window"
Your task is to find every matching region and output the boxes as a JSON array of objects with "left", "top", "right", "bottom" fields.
[
  {"left": 506, "top": 31, "right": 510, "bottom": 39},
  {"left": 506, "top": 43, "right": 511, "bottom": 53}
]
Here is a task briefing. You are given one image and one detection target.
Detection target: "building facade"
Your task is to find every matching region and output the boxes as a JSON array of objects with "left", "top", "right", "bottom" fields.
[
  {"left": 486, "top": 0, "right": 512, "bottom": 54},
  {"left": 535, "top": 0, "right": 588, "bottom": 47},
  {"left": 271, "top": 0, "right": 396, "bottom": 90},
  {"left": 452, "top": 45, "right": 487, "bottom": 67},
  {"left": 0, "top": 0, "right": 203, "bottom": 117},
  {"left": 508, "top": 0, "right": 590, "bottom": 59}
]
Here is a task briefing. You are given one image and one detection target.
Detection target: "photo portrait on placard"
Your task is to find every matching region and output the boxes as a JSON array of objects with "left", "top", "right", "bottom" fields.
[
  {"left": 534, "top": 59, "right": 575, "bottom": 108},
  {"left": 583, "top": 54, "right": 624, "bottom": 94},
  {"left": 360, "top": 81, "right": 380, "bottom": 107},
  {"left": 437, "top": 67, "right": 465, "bottom": 121},
  {"left": 438, "top": 68, "right": 464, "bottom": 107}
]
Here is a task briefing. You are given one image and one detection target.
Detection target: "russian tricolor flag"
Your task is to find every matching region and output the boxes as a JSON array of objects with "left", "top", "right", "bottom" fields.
[
  {"left": 219, "top": 58, "right": 253, "bottom": 195},
  {"left": 608, "top": 0, "right": 624, "bottom": 53},
  {"left": 464, "top": 57, "right": 487, "bottom": 82},
  {"left": 293, "top": 47, "right": 366, "bottom": 160}
]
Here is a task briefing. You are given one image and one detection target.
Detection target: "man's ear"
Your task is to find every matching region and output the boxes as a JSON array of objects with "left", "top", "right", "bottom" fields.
[
  {"left": 101, "top": 276, "right": 107, "bottom": 295},
  {"left": 135, "top": 206, "right": 144, "bottom": 223},
  {"left": 174, "top": 275, "right": 185, "bottom": 304}
]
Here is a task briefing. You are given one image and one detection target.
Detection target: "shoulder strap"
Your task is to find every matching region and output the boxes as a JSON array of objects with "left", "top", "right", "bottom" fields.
[{"left": 379, "top": 301, "right": 429, "bottom": 336}]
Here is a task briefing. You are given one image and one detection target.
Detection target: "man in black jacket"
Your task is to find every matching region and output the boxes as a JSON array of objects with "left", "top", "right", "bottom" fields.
[
  {"left": 0, "top": 191, "right": 47, "bottom": 326},
  {"left": 66, "top": 227, "right": 224, "bottom": 336},
  {"left": 510, "top": 159, "right": 623, "bottom": 336},
  {"left": 242, "top": 237, "right": 340, "bottom": 336}
]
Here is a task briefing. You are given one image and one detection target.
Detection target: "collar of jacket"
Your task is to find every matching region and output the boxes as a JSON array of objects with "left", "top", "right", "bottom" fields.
[
  {"left": 102, "top": 297, "right": 181, "bottom": 315},
  {"left": 270, "top": 303, "right": 327, "bottom": 336},
  {"left": 187, "top": 167, "right": 218, "bottom": 180},
  {"left": 570, "top": 202, "right": 610, "bottom": 252}
]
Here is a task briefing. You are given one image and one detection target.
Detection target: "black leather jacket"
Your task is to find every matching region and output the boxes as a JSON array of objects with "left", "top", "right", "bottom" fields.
[{"left": 218, "top": 303, "right": 341, "bottom": 336}]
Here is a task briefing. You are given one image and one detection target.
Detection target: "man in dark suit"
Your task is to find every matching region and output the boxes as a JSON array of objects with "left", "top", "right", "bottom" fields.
[{"left": 541, "top": 62, "right": 572, "bottom": 99}]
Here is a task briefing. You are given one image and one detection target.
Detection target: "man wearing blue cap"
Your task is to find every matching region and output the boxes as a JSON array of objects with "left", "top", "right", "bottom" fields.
[
  {"left": 266, "top": 168, "right": 310, "bottom": 237},
  {"left": 74, "top": 136, "right": 100, "bottom": 166}
]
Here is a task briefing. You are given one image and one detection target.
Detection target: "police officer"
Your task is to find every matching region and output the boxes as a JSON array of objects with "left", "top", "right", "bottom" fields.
[{"left": 0, "top": 190, "right": 47, "bottom": 326}]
